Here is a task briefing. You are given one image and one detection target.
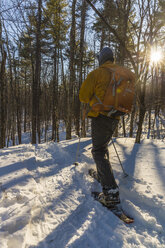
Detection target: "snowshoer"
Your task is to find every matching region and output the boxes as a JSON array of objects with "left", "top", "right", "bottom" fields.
[{"left": 79, "top": 47, "right": 135, "bottom": 207}]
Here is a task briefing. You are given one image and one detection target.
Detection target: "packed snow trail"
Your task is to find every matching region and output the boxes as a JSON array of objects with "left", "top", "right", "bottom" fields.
[{"left": 0, "top": 138, "right": 165, "bottom": 247}]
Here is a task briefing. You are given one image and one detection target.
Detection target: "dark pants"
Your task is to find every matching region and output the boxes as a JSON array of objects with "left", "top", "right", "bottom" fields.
[{"left": 91, "top": 115, "right": 119, "bottom": 190}]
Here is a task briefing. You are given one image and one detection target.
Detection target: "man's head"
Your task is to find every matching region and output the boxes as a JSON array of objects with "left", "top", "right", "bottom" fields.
[{"left": 98, "top": 47, "right": 114, "bottom": 66}]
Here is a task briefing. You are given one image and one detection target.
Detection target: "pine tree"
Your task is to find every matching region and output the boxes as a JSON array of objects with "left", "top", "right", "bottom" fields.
[{"left": 44, "top": 0, "right": 68, "bottom": 142}]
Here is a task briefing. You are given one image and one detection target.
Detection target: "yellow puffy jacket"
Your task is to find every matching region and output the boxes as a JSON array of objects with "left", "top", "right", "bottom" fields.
[{"left": 79, "top": 61, "right": 122, "bottom": 118}]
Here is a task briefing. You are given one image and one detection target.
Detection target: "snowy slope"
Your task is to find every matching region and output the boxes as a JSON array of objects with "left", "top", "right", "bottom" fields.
[{"left": 0, "top": 137, "right": 165, "bottom": 248}]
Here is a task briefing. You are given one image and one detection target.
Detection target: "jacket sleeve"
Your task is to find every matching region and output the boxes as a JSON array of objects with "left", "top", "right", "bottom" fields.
[{"left": 79, "top": 71, "right": 95, "bottom": 103}]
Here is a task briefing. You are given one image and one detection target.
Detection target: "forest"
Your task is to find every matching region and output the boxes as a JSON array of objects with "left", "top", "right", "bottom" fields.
[{"left": 0, "top": 0, "right": 165, "bottom": 148}]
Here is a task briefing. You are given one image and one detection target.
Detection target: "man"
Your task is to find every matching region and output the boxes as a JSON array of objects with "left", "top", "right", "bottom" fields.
[{"left": 79, "top": 47, "right": 121, "bottom": 207}]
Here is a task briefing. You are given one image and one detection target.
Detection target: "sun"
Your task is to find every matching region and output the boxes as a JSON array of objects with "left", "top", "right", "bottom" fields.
[{"left": 150, "top": 48, "right": 162, "bottom": 64}]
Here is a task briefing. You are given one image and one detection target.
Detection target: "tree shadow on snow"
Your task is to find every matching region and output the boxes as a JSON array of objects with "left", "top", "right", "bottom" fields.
[
  {"left": 0, "top": 139, "right": 92, "bottom": 191},
  {"left": 149, "top": 142, "right": 165, "bottom": 190},
  {"left": 109, "top": 138, "right": 141, "bottom": 178}
]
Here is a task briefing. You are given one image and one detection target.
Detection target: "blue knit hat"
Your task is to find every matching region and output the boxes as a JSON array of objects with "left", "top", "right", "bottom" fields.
[{"left": 98, "top": 47, "right": 114, "bottom": 65}]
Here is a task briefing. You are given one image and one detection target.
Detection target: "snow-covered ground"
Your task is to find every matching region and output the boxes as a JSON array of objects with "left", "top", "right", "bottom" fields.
[{"left": 0, "top": 137, "right": 165, "bottom": 248}]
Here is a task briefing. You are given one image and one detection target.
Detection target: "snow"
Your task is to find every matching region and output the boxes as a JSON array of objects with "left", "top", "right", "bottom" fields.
[{"left": 0, "top": 137, "right": 165, "bottom": 247}]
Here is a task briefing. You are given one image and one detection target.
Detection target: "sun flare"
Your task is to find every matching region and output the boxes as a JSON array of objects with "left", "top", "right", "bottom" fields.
[{"left": 150, "top": 48, "right": 162, "bottom": 64}]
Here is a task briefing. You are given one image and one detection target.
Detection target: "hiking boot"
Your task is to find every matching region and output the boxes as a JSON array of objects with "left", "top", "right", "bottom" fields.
[{"left": 98, "top": 188, "right": 120, "bottom": 208}]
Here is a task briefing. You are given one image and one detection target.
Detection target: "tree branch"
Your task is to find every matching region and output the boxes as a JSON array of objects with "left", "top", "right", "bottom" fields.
[{"left": 85, "top": 0, "right": 136, "bottom": 71}]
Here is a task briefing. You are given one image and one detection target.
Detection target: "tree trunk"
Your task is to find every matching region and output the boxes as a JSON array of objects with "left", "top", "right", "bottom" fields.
[
  {"left": 52, "top": 47, "right": 58, "bottom": 141},
  {"left": 135, "top": 84, "right": 146, "bottom": 143},
  {"left": 129, "top": 104, "right": 136, "bottom": 137},
  {"left": 135, "top": 57, "right": 148, "bottom": 143},
  {"left": 122, "top": 116, "right": 126, "bottom": 137},
  {"left": 147, "top": 108, "right": 151, "bottom": 139},
  {"left": 14, "top": 60, "right": 22, "bottom": 145},
  {"left": 100, "top": 29, "right": 105, "bottom": 50},
  {"left": 0, "top": 50, "right": 6, "bottom": 148},
  {"left": 161, "top": 71, "right": 165, "bottom": 107},
  {"left": 81, "top": 104, "right": 87, "bottom": 137},
  {"left": 66, "top": 0, "right": 77, "bottom": 140},
  {"left": 24, "top": 68, "right": 27, "bottom": 133},
  {"left": 135, "top": 106, "right": 146, "bottom": 143},
  {"left": 75, "top": 0, "right": 87, "bottom": 137},
  {"left": 32, "top": 0, "right": 42, "bottom": 144}
]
